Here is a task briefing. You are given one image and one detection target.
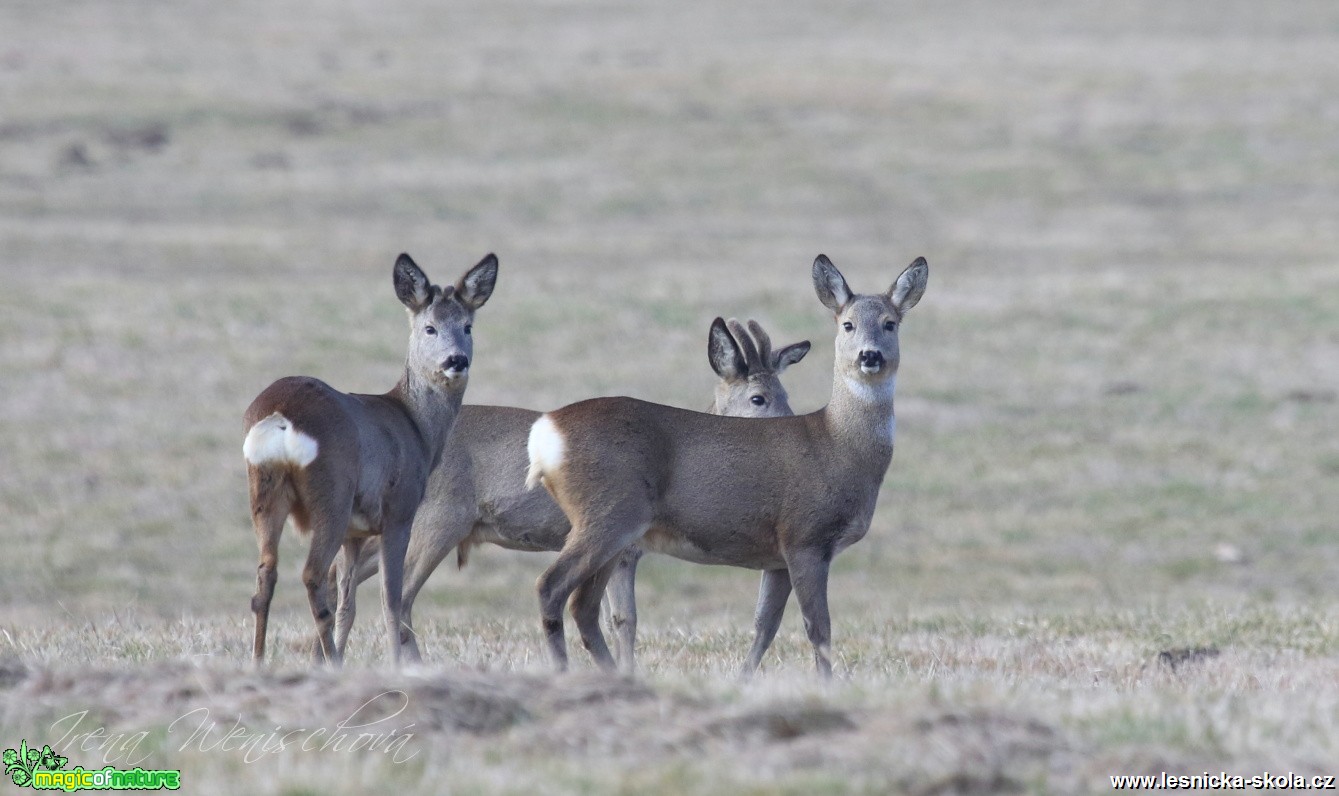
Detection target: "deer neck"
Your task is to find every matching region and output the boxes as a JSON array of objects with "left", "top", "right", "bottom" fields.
[
  {"left": 821, "top": 365, "right": 897, "bottom": 468},
  {"left": 393, "top": 365, "right": 464, "bottom": 465}
]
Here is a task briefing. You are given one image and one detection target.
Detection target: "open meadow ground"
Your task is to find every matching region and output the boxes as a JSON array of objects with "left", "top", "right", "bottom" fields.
[{"left": 3, "top": 1, "right": 1339, "bottom": 792}]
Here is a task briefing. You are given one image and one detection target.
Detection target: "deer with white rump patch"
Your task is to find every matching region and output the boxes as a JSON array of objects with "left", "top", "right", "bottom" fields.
[
  {"left": 526, "top": 255, "right": 927, "bottom": 677},
  {"left": 331, "top": 318, "right": 810, "bottom": 671},
  {"left": 243, "top": 252, "right": 497, "bottom": 666}
]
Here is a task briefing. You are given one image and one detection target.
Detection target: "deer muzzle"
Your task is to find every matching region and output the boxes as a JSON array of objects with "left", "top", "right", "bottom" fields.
[{"left": 442, "top": 354, "right": 470, "bottom": 378}]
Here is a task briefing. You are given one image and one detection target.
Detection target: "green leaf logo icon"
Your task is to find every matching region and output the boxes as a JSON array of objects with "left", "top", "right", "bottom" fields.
[{"left": 5, "top": 739, "right": 71, "bottom": 786}]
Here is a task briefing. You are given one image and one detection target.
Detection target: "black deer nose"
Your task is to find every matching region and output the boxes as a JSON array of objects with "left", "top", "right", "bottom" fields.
[
  {"left": 858, "top": 350, "right": 884, "bottom": 367},
  {"left": 443, "top": 354, "right": 470, "bottom": 373}
]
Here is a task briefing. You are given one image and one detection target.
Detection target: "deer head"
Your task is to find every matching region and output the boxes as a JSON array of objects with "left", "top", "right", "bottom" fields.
[
  {"left": 708, "top": 317, "right": 810, "bottom": 417},
  {"left": 394, "top": 252, "right": 498, "bottom": 392}
]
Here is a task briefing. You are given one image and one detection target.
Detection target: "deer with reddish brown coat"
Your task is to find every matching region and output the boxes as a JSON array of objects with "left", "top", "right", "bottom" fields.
[{"left": 242, "top": 252, "right": 497, "bottom": 666}]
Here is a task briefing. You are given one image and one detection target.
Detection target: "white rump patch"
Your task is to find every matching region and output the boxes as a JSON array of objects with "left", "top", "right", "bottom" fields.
[
  {"left": 243, "top": 412, "right": 319, "bottom": 468},
  {"left": 525, "top": 414, "right": 565, "bottom": 490}
]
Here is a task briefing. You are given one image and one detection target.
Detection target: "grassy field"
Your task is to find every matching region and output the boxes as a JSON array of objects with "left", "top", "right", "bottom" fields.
[{"left": 3, "top": 1, "right": 1339, "bottom": 792}]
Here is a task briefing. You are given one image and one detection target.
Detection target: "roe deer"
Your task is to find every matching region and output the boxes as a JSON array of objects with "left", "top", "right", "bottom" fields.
[
  {"left": 526, "top": 255, "right": 928, "bottom": 677},
  {"left": 332, "top": 319, "right": 810, "bottom": 669},
  {"left": 243, "top": 252, "right": 497, "bottom": 666}
]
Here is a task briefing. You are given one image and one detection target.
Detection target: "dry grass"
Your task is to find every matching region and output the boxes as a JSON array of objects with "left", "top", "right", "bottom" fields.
[
  {"left": 5, "top": 606, "right": 1339, "bottom": 793},
  {"left": 3, "top": 0, "right": 1339, "bottom": 792}
]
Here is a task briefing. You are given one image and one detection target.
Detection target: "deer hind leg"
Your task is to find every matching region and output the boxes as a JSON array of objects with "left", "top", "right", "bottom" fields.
[
  {"left": 786, "top": 549, "right": 834, "bottom": 679},
  {"left": 333, "top": 538, "right": 366, "bottom": 658},
  {"left": 328, "top": 537, "right": 382, "bottom": 657},
  {"left": 570, "top": 558, "right": 622, "bottom": 672},
  {"left": 300, "top": 498, "right": 353, "bottom": 666},
  {"left": 740, "top": 567, "right": 792, "bottom": 678},
  {"left": 249, "top": 467, "right": 291, "bottom": 666},
  {"left": 353, "top": 540, "right": 381, "bottom": 582},
  {"left": 537, "top": 512, "right": 650, "bottom": 672},
  {"left": 599, "top": 545, "right": 644, "bottom": 674}
]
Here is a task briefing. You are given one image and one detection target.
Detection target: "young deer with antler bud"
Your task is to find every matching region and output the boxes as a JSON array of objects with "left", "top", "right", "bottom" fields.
[
  {"left": 243, "top": 252, "right": 497, "bottom": 666},
  {"left": 527, "top": 255, "right": 927, "bottom": 677},
  {"left": 331, "top": 318, "right": 809, "bottom": 670}
]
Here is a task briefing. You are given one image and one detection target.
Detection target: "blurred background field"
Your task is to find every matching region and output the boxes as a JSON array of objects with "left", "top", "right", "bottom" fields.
[{"left": 2, "top": 1, "right": 1338, "bottom": 792}]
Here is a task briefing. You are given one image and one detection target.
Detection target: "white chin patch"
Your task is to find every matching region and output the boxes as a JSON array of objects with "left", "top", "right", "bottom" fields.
[{"left": 859, "top": 362, "right": 883, "bottom": 375}]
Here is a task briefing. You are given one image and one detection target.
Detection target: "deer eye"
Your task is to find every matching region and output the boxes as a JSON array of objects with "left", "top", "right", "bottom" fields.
[
  {"left": 464, "top": 324, "right": 472, "bottom": 336},
  {"left": 884, "top": 320, "right": 897, "bottom": 331},
  {"left": 750, "top": 395, "right": 766, "bottom": 406},
  {"left": 842, "top": 321, "right": 854, "bottom": 332},
  {"left": 424, "top": 325, "right": 437, "bottom": 335}
]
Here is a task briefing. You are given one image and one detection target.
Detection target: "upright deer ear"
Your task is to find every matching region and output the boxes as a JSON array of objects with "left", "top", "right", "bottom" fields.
[
  {"left": 456, "top": 253, "right": 498, "bottom": 310},
  {"left": 393, "top": 253, "right": 432, "bottom": 313},
  {"left": 888, "top": 256, "right": 928, "bottom": 313},
  {"left": 812, "top": 254, "right": 852, "bottom": 314},
  {"left": 708, "top": 317, "right": 747, "bottom": 380},
  {"left": 773, "top": 340, "right": 811, "bottom": 373}
]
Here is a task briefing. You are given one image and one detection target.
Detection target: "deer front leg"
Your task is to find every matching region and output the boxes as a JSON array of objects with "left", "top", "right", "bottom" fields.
[
  {"left": 786, "top": 550, "right": 834, "bottom": 679},
  {"left": 600, "top": 545, "right": 643, "bottom": 673},
  {"left": 398, "top": 505, "right": 475, "bottom": 662},
  {"left": 378, "top": 521, "right": 411, "bottom": 667},
  {"left": 740, "top": 567, "right": 792, "bottom": 678}
]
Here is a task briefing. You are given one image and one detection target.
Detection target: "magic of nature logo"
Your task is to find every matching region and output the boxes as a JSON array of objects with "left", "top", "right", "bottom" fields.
[{"left": 4, "top": 740, "right": 180, "bottom": 791}]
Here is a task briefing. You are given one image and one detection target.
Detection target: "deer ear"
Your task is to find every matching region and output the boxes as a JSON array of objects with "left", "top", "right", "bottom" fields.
[
  {"left": 812, "top": 254, "right": 852, "bottom": 314},
  {"left": 773, "top": 340, "right": 811, "bottom": 373},
  {"left": 888, "top": 256, "right": 928, "bottom": 313},
  {"left": 393, "top": 253, "right": 432, "bottom": 312},
  {"left": 708, "top": 317, "right": 747, "bottom": 380},
  {"left": 457, "top": 253, "right": 498, "bottom": 310}
]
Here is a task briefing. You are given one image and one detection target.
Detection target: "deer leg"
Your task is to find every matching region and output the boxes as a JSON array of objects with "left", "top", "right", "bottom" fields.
[
  {"left": 352, "top": 537, "right": 381, "bottom": 585},
  {"left": 333, "top": 538, "right": 366, "bottom": 658},
  {"left": 740, "top": 567, "right": 792, "bottom": 678},
  {"left": 378, "top": 521, "right": 411, "bottom": 667},
  {"left": 249, "top": 504, "right": 287, "bottom": 667},
  {"left": 786, "top": 551, "right": 834, "bottom": 679},
  {"left": 537, "top": 518, "right": 649, "bottom": 672},
  {"left": 398, "top": 505, "right": 475, "bottom": 662},
  {"left": 301, "top": 505, "right": 351, "bottom": 667},
  {"left": 600, "top": 545, "right": 643, "bottom": 674},
  {"left": 570, "top": 559, "right": 621, "bottom": 672}
]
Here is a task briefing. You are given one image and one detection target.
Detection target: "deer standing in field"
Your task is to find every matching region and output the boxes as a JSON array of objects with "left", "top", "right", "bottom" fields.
[
  {"left": 332, "top": 319, "right": 810, "bottom": 671},
  {"left": 242, "top": 252, "right": 497, "bottom": 666},
  {"left": 526, "top": 255, "right": 928, "bottom": 677}
]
